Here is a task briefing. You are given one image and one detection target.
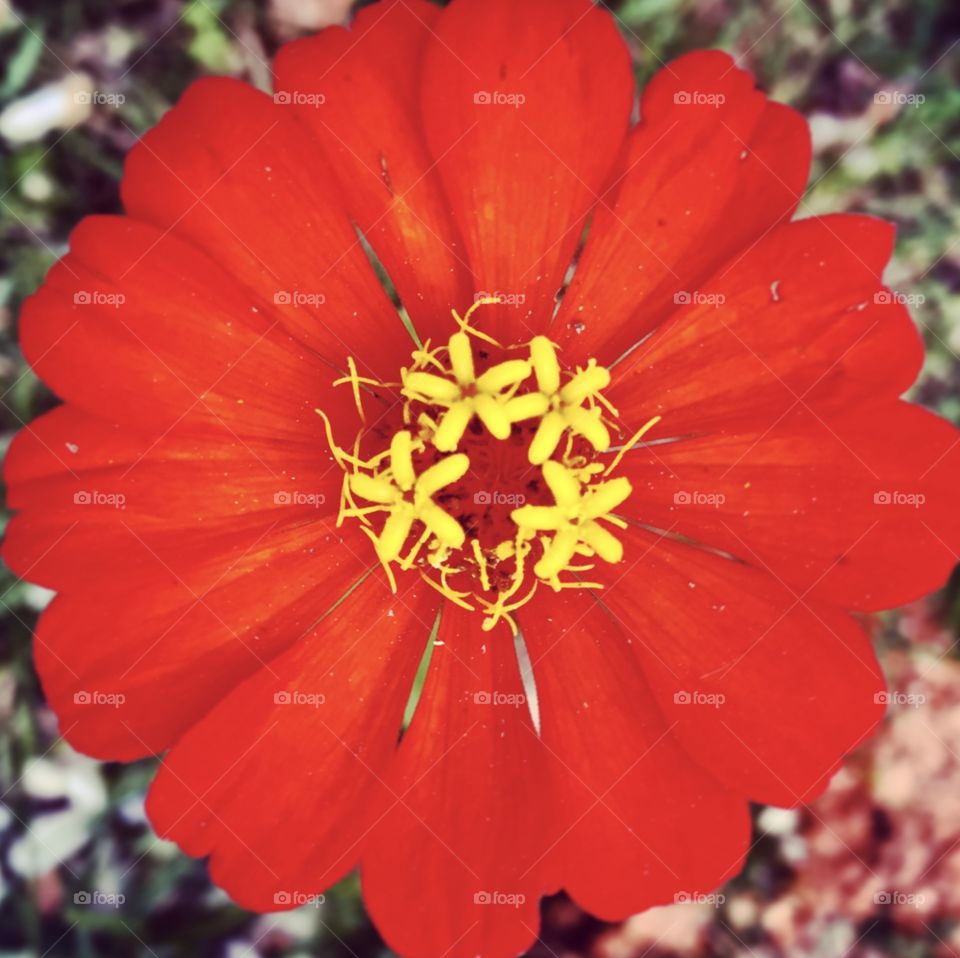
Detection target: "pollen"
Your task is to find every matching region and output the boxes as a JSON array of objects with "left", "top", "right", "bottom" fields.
[{"left": 317, "top": 300, "right": 656, "bottom": 633}]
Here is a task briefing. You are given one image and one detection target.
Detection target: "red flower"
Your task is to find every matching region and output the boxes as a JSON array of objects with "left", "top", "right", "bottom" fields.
[{"left": 5, "top": 0, "right": 960, "bottom": 955}]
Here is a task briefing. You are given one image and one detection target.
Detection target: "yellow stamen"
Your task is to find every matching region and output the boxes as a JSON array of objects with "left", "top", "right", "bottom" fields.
[
  {"left": 415, "top": 453, "right": 469, "bottom": 501},
  {"left": 560, "top": 361, "right": 611, "bottom": 405},
  {"left": 452, "top": 299, "right": 503, "bottom": 348},
  {"left": 361, "top": 526, "right": 398, "bottom": 593},
  {"left": 390, "top": 431, "right": 417, "bottom": 491},
  {"left": 404, "top": 329, "right": 536, "bottom": 451},
  {"left": 603, "top": 415, "right": 663, "bottom": 477},
  {"left": 422, "top": 569, "right": 476, "bottom": 611},
  {"left": 513, "top": 460, "right": 633, "bottom": 587},
  {"left": 473, "top": 393, "right": 512, "bottom": 440},
  {"left": 478, "top": 532, "right": 535, "bottom": 633},
  {"left": 433, "top": 402, "right": 474, "bottom": 452},
  {"left": 405, "top": 371, "right": 462, "bottom": 403},
  {"left": 471, "top": 539, "right": 492, "bottom": 592},
  {"left": 519, "top": 340, "right": 618, "bottom": 464},
  {"left": 341, "top": 357, "right": 366, "bottom": 423},
  {"left": 475, "top": 359, "right": 531, "bottom": 393},
  {"left": 400, "top": 527, "right": 432, "bottom": 571},
  {"left": 316, "top": 302, "right": 654, "bottom": 633},
  {"left": 530, "top": 336, "right": 561, "bottom": 394},
  {"left": 448, "top": 332, "right": 476, "bottom": 384},
  {"left": 346, "top": 434, "right": 468, "bottom": 564},
  {"left": 529, "top": 411, "right": 567, "bottom": 465}
]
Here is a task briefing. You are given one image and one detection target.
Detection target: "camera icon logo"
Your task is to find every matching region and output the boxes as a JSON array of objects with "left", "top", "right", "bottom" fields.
[{"left": 473, "top": 91, "right": 492, "bottom": 105}]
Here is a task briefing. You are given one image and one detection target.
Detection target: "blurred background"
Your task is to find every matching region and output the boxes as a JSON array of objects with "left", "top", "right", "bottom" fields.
[{"left": 1, "top": 0, "right": 959, "bottom": 955}]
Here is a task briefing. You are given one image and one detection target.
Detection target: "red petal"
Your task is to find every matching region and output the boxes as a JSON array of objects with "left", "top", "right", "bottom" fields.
[
  {"left": 28, "top": 520, "right": 369, "bottom": 760},
  {"left": 595, "top": 528, "right": 886, "bottom": 806},
  {"left": 621, "top": 401, "right": 960, "bottom": 610},
  {"left": 2, "top": 398, "right": 347, "bottom": 591},
  {"left": 146, "top": 575, "right": 437, "bottom": 908},
  {"left": 609, "top": 214, "right": 923, "bottom": 433},
  {"left": 556, "top": 50, "right": 810, "bottom": 365},
  {"left": 5, "top": 405, "right": 339, "bottom": 526},
  {"left": 19, "top": 218, "right": 360, "bottom": 437},
  {"left": 419, "top": 0, "right": 634, "bottom": 340},
  {"left": 274, "top": 0, "right": 474, "bottom": 343},
  {"left": 121, "top": 76, "right": 411, "bottom": 373},
  {"left": 361, "top": 605, "right": 551, "bottom": 958},
  {"left": 521, "top": 590, "right": 749, "bottom": 920}
]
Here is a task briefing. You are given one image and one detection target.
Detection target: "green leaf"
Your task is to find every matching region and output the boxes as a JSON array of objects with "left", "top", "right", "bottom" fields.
[{"left": 1, "top": 22, "right": 46, "bottom": 99}]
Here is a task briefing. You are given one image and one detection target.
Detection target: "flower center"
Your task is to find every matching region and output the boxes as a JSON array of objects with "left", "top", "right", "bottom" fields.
[{"left": 317, "top": 299, "right": 659, "bottom": 633}]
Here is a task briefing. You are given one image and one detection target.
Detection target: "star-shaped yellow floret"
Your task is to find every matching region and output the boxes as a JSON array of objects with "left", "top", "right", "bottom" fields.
[
  {"left": 402, "top": 331, "right": 533, "bottom": 452},
  {"left": 348, "top": 430, "right": 469, "bottom": 562},
  {"left": 511, "top": 460, "right": 631, "bottom": 582},
  {"left": 520, "top": 336, "right": 613, "bottom": 465}
]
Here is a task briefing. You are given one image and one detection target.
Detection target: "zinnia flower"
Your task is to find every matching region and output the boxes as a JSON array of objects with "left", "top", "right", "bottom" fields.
[{"left": 5, "top": 0, "right": 960, "bottom": 955}]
